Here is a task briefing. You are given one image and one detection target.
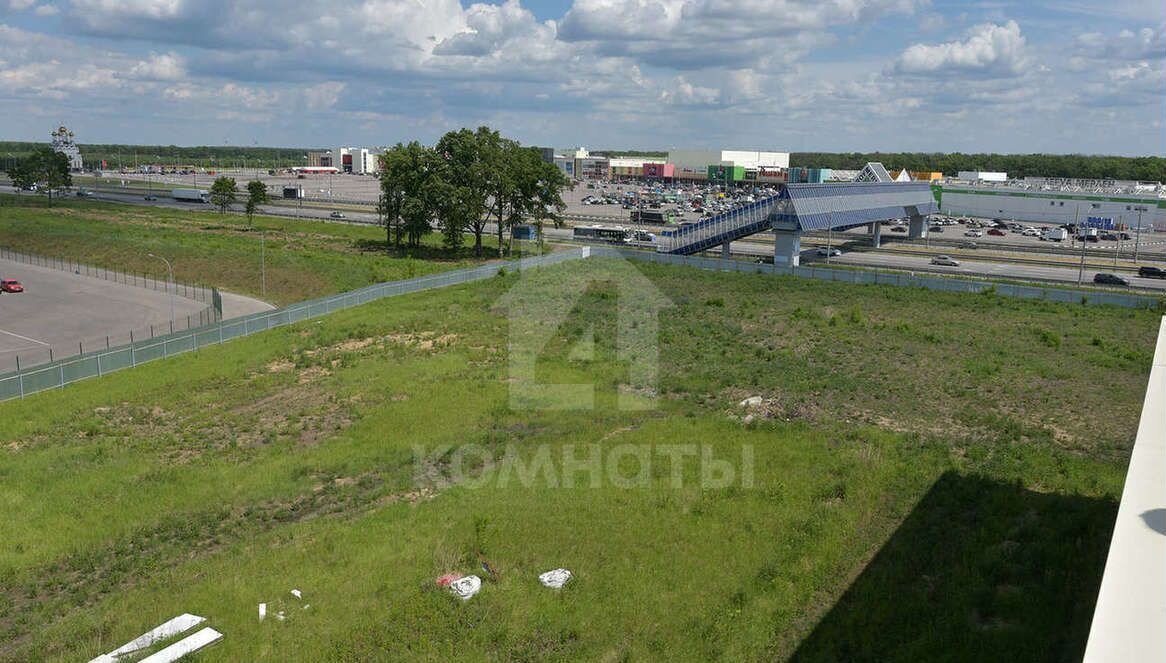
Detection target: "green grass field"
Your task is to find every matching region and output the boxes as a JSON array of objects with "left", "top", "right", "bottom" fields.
[
  {"left": 0, "top": 194, "right": 513, "bottom": 305},
  {"left": 0, "top": 257, "right": 1157, "bottom": 661}
]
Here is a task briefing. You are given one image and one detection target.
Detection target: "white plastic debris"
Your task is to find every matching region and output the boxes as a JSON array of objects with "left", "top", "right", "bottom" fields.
[
  {"left": 137, "top": 627, "right": 223, "bottom": 663},
  {"left": 258, "top": 603, "right": 267, "bottom": 621},
  {"left": 291, "top": 589, "right": 303, "bottom": 599},
  {"left": 449, "top": 575, "right": 482, "bottom": 601},
  {"left": 88, "top": 614, "right": 205, "bottom": 663},
  {"left": 538, "top": 569, "right": 573, "bottom": 589},
  {"left": 739, "top": 396, "right": 763, "bottom": 408},
  {"left": 276, "top": 611, "right": 286, "bottom": 621}
]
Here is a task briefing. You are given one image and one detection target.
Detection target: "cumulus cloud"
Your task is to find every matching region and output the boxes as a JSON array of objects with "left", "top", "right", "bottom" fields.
[
  {"left": 127, "top": 52, "right": 186, "bottom": 81},
  {"left": 1076, "top": 22, "right": 1166, "bottom": 61},
  {"left": 559, "top": 0, "right": 921, "bottom": 67},
  {"left": 895, "top": 20, "right": 1028, "bottom": 76}
]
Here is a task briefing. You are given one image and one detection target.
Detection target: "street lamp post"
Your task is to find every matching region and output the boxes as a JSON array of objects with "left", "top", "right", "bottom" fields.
[
  {"left": 1075, "top": 203, "right": 1086, "bottom": 286},
  {"left": 148, "top": 253, "right": 175, "bottom": 323},
  {"left": 1134, "top": 206, "right": 1147, "bottom": 262},
  {"left": 260, "top": 231, "right": 266, "bottom": 298}
]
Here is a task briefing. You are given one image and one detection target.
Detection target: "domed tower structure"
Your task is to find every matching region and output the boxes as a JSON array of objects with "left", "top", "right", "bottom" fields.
[{"left": 50, "top": 125, "right": 84, "bottom": 171}]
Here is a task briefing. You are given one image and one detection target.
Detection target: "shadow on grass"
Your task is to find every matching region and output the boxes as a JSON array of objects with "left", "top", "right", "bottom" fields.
[
  {"left": 351, "top": 238, "right": 491, "bottom": 262},
  {"left": 791, "top": 471, "right": 1116, "bottom": 663}
]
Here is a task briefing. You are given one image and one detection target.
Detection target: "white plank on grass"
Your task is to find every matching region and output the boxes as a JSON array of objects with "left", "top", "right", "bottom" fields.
[
  {"left": 138, "top": 628, "right": 224, "bottom": 663},
  {"left": 87, "top": 614, "right": 205, "bottom": 662}
]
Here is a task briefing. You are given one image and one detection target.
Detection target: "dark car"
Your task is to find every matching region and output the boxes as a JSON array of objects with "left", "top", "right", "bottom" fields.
[
  {"left": 929, "top": 225, "right": 944, "bottom": 233},
  {"left": 987, "top": 228, "right": 1006, "bottom": 236},
  {"left": 1137, "top": 266, "right": 1166, "bottom": 279},
  {"left": 1093, "top": 273, "right": 1129, "bottom": 286}
]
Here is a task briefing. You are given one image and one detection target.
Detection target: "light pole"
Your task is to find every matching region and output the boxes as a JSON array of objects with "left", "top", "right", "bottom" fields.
[
  {"left": 1134, "top": 206, "right": 1148, "bottom": 262},
  {"left": 148, "top": 253, "right": 175, "bottom": 323},
  {"left": 1076, "top": 203, "right": 1087, "bottom": 286},
  {"left": 260, "top": 231, "right": 266, "bottom": 298}
]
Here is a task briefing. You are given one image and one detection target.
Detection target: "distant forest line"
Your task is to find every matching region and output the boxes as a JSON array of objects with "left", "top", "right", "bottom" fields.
[
  {"left": 1, "top": 141, "right": 1163, "bottom": 182},
  {"left": 790, "top": 152, "right": 1166, "bottom": 182}
]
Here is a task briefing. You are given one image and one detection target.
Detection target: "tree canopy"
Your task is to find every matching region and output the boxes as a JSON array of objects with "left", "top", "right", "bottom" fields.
[
  {"left": 9, "top": 147, "right": 72, "bottom": 206},
  {"left": 790, "top": 152, "right": 1166, "bottom": 181},
  {"left": 244, "top": 180, "right": 268, "bottom": 226},
  {"left": 377, "top": 127, "right": 568, "bottom": 256},
  {"left": 209, "top": 176, "right": 237, "bottom": 214}
]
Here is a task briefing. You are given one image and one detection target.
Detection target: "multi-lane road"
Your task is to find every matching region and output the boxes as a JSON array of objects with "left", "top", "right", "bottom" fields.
[{"left": 10, "top": 185, "right": 1166, "bottom": 293}]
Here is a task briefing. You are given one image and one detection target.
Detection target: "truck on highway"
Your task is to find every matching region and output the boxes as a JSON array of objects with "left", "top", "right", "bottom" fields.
[
  {"left": 1041, "top": 228, "right": 1067, "bottom": 242},
  {"left": 172, "top": 188, "right": 209, "bottom": 203}
]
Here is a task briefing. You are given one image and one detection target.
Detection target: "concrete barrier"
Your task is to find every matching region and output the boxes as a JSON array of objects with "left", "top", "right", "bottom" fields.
[{"left": 1084, "top": 316, "right": 1166, "bottom": 661}]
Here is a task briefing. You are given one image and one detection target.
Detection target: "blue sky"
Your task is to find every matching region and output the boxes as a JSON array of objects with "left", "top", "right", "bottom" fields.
[{"left": 1, "top": 0, "right": 1163, "bottom": 156}]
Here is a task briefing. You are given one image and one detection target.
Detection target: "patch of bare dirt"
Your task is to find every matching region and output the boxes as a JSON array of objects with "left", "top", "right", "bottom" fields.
[
  {"left": 297, "top": 365, "right": 331, "bottom": 384},
  {"left": 266, "top": 359, "right": 295, "bottom": 373}
]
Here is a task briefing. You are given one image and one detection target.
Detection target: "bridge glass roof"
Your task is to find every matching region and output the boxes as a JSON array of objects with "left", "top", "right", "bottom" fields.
[{"left": 775, "top": 181, "right": 938, "bottom": 232}]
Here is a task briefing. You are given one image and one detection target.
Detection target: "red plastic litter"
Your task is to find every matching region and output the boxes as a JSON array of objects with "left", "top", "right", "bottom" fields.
[{"left": 436, "top": 573, "right": 463, "bottom": 587}]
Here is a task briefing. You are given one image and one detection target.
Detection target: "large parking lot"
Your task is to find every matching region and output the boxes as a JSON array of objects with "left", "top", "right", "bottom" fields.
[{"left": 0, "top": 257, "right": 210, "bottom": 374}]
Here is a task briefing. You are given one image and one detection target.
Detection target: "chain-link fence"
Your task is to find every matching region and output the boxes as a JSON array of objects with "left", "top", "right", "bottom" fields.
[
  {"left": 0, "top": 247, "right": 221, "bottom": 374},
  {"left": 2, "top": 244, "right": 1159, "bottom": 402},
  {"left": 0, "top": 246, "right": 215, "bottom": 303},
  {"left": 0, "top": 248, "right": 586, "bottom": 401}
]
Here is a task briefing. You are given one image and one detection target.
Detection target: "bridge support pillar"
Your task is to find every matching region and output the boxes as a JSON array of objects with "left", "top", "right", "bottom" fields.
[
  {"left": 774, "top": 231, "right": 801, "bottom": 268},
  {"left": 908, "top": 215, "right": 929, "bottom": 240},
  {"left": 721, "top": 242, "right": 731, "bottom": 259},
  {"left": 869, "top": 222, "right": 882, "bottom": 248}
]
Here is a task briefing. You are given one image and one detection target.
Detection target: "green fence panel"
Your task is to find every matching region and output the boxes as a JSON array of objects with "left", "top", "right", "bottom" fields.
[{"left": 62, "top": 356, "right": 101, "bottom": 384}]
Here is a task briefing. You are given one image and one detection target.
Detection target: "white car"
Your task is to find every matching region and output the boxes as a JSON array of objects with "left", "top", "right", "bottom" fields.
[
  {"left": 930, "top": 255, "right": 960, "bottom": 267},
  {"left": 964, "top": 229, "right": 983, "bottom": 237},
  {"left": 1022, "top": 227, "right": 1040, "bottom": 236},
  {"left": 817, "top": 247, "right": 842, "bottom": 257}
]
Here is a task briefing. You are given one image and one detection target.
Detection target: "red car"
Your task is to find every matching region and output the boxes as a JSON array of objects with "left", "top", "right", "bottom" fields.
[
  {"left": 0, "top": 279, "right": 24, "bottom": 293},
  {"left": 987, "top": 228, "right": 1006, "bottom": 236}
]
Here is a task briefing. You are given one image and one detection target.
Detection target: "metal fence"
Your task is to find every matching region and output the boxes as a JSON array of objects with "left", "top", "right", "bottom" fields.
[
  {"left": 596, "top": 247, "right": 1165, "bottom": 309},
  {"left": 0, "top": 246, "right": 215, "bottom": 304},
  {"left": 0, "top": 248, "right": 587, "bottom": 401},
  {"left": 0, "top": 247, "right": 221, "bottom": 374},
  {"left": 3, "top": 243, "right": 1161, "bottom": 402}
]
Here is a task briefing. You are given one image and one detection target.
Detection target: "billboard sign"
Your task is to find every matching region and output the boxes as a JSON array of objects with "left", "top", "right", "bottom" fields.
[{"left": 1085, "top": 216, "right": 1115, "bottom": 230}]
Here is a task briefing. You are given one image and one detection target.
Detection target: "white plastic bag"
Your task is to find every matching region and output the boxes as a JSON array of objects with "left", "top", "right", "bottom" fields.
[
  {"left": 449, "top": 575, "right": 482, "bottom": 601},
  {"left": 538, "top": 568, "right": 573, "bottom": 589}
]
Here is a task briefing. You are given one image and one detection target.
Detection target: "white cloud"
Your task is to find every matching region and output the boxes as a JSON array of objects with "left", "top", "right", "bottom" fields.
[
  {"left": 127, "top": 52, "right": 185, "bottom": 81},
  {"left": 895, "top": 20, "right": 1028, "bottom": 76},
  {"left": 1076, "top": 22, "right": 1166, "bottom": 61}
]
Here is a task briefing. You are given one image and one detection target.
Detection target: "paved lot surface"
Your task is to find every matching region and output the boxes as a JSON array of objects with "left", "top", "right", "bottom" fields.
[{"left": 0, "top": 257, "right": 211, "bottom": 372}]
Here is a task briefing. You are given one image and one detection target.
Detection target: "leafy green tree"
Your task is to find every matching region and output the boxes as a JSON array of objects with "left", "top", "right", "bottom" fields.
[
  {"left": 7, "top": 159, "right": 37, "bottom": 193},
  {"left": 244, "top": 180, "right": 268, "bottom": 227},
  {"left": 435, "top": 127, "right": 493, "bottom": 255},
  {"left": 498, "top": 145, "right": 568, "bottom": 253},
  {"left": 209, "top": 176, "right": 237, "bottom": 214},
  {"left": 10, "top": 148, "right": 72, "bottom": 206},
  {"left": 380, "top": 142, "right": 441, "bottom": 250}
]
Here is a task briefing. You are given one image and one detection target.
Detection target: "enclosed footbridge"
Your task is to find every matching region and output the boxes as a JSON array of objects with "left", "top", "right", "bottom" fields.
[{"left": 655, "top": 165, "right": 938, "bottom": 266}]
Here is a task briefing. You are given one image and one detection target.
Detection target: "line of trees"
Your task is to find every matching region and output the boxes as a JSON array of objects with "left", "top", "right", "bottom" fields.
[
  {"left": 378, "top": 127, "right": 569, "bottom": 256},
  {"left": 791, "top": 152, "right": 1166, "bottom": 182},
  {"left": 0, "top": 141, "right": 318, "bottom": 172}
]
